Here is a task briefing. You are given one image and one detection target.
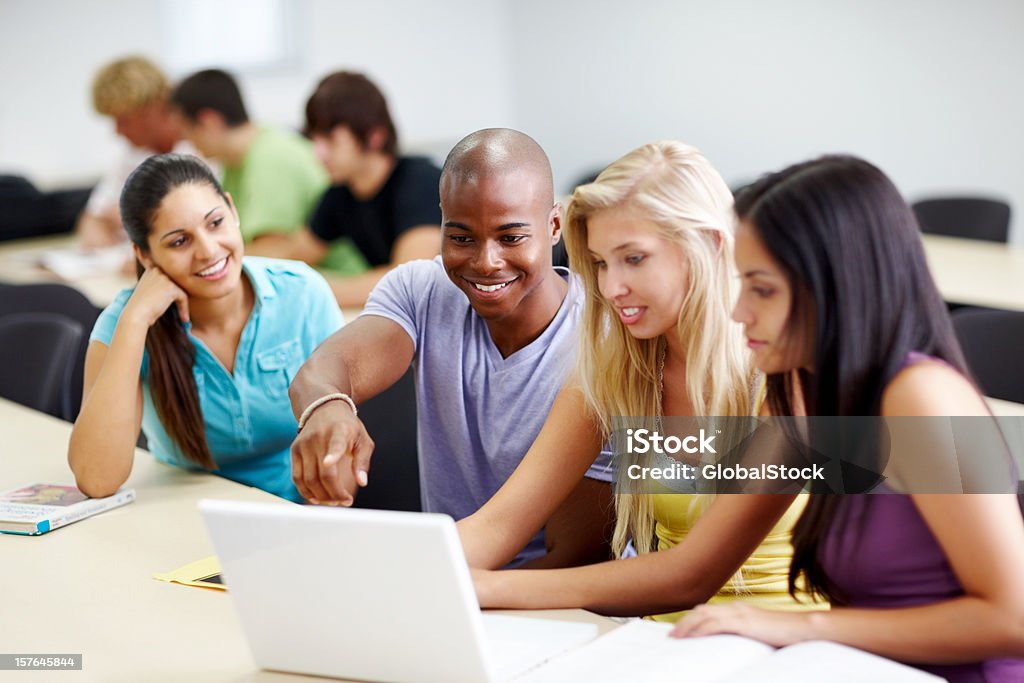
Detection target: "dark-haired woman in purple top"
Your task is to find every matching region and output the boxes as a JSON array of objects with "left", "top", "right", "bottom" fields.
[{"left": 669, "top": 155, "right": 1024, "bottom": 681}]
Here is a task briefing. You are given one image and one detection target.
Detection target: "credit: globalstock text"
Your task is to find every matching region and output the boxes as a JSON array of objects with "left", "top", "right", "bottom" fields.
[
  {"left": 625, "top": 462, "right": 826, "bottom": 481},
  {"left": 623, "top": 428, "right": 824, "bottom": 482}
]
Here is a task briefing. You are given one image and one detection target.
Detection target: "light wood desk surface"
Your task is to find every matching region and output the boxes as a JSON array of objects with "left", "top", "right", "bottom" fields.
[
  {"left": 0, "top": 234, "right": 362, "bottom": 321},
  {"left": 921, "top": 234, "right": 1024, "bottom": 312},
  {"left": 0, "top": 399, "right": 614, "bottom": 682},
  {"left": 2, "top": 233, "right": 1024, "bottom": 313},
  {"left": 990, "top": 398, "right": 1024, "bottom": 417},
  {"left": 2, "top": 393, "right": 1022, "bottom": 681},
  {"left": 0, "top": 234, "right": 134, "bottom": 308}
]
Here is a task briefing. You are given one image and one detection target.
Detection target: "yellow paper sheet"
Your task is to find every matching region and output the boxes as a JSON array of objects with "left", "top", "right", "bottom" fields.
[{"left": 153, "top": 555, "right": 226, "bottom": 591}]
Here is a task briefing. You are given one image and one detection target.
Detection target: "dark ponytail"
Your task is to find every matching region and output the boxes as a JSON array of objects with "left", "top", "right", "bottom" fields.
[{"left": 120, "top": 153, "right": 223, "bottom": 469}]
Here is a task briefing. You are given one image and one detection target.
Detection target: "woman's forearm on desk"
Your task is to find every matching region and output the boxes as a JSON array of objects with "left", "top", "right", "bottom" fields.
[
  {"left": 476, "top": 494, "right": 796, "bottom": 617},
  {"left": 68, "top": 319, "right": 147, "bottom": 497},
  {"left": 476, "top": 550, "right": 725, "bottom": 616}
]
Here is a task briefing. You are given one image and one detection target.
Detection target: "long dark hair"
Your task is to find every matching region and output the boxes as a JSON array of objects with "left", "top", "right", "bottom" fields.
[
  {"left": 120, "top": 153, "right": 225, "bottom": 469},
  {"left": 734, "top": 155, "right": 969, "bottom": 603}
]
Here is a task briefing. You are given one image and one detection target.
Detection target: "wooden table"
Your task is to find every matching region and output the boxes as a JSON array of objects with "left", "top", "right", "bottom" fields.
[
  {"left": 2, "top": 233, "right": 1022, "bottom": 312},
  {"left": 990, "top": 398, "right": 1024, "bottom": 417},
  {"left": 0, "top": 234, "right": 362, "bottom": 323},
  {"left": 0, "top": 399, "right": 614, "bottom": 681},
  {"left": 922, "top": 234, "right": 1024, "bottom": 312},
  {"left": 0, "top": 234, "right": 134, "bottom": 308}
]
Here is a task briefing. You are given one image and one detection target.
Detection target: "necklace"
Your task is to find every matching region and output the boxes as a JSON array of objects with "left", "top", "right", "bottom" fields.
[
  {"left": 656, "top": 341, "right": 666, "bottom": 430},
  {"left": 657, "top": 340, "right": 666, "bottom": 394}
]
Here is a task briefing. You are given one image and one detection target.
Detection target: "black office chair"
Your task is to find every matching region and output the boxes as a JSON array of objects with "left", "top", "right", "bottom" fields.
[
  {"left": 730, "top": 178, "right": 756, "bottom": 197},
  {"left": 952, "top": 308, "right": 1024, "bottom": 403},
  {"left": 352, "top": 368, "right": 421, "bottom": 512},
  {"left": 912, "top": 197, "right": 1011, "bottom": 243},
  {"left": 0, "top": 283, "right": 101, "bottom": 421},
  {"left": 554, "top": 166, "right": 611, "bottom": 270},
  {"left": 0, "top": 312, "right": 84, "bottom": 418},
  {"left": 567, "top": 168, "right": 605, "bottom": 194},
  {"left": 0, "top": 174, "right": 91, "bottom": 242},
  {"left": 552, "top": 238, "right": 569, "bottom": 270}
]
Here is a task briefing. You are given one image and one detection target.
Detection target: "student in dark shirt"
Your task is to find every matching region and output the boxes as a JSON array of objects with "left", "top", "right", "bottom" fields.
[{"left": 285, "top": 72, "right": 442, "bottom": 307}]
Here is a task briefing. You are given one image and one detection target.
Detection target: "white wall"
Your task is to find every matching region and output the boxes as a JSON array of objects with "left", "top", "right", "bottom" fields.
[
  {"left": 264, "top": 0, "right": 516, "bottom": 157},
  {"left": 507, "top": 0, "right": 1024, "bottom": 243},
  {"left": 0, "top": 0, "right": 514, "bottom": 184},
  {"left": 0, "top": 0, "right": 163, "bottom": 185},
  {"left": 2, "top": 0, "right": 1022, "bottom": 243}
]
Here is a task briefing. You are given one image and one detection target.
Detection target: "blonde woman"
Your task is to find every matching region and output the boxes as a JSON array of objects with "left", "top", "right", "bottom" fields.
[{"left": 458, "top": 141, "right": 809, "bottom": 618}]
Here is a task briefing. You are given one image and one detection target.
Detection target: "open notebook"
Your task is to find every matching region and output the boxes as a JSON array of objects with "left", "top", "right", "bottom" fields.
[
  {"left": 30, "top": 244, "right": 132, "bottom": 279},
  {"left": 518, "top": 620, "right": 941, "bottom": 682}
]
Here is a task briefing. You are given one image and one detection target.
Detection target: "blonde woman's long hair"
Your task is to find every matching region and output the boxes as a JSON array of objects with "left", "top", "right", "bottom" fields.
[{"left": 564, "top": 141, "right": 755, "bottom": 557}]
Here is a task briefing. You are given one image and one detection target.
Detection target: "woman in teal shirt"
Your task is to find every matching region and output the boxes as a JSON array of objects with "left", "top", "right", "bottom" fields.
[{"left": 69, "top": 154, "right": 342, "bottom": 502}]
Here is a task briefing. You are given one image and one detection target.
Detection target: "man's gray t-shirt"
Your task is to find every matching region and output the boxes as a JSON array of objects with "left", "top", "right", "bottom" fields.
[{"left": 362, "top": 256, "right": 613, "bottom": 564}]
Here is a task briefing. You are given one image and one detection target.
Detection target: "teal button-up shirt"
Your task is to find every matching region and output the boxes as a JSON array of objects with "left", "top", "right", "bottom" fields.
[{"left": 91, "top": 257, "right": 343, "bottom": 502}]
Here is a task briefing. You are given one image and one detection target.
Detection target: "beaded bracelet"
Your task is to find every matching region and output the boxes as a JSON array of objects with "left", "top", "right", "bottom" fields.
[{"left": 296, "top": 393, "right": 358, "bottom": 432}]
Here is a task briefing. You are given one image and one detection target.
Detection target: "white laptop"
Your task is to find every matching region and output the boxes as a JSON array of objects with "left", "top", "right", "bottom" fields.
[{"left": 198, "top": 499, "right": 598, "bottom": 683}]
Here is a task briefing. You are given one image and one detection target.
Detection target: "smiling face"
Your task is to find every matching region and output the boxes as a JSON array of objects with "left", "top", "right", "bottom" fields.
[
  {"left": 139, "top": 182, "right": 245, "bottom": 298},
  {"left": 440, "top": 169, "right": 560, "bottom": 328},
  {"left": 586, "top": 203, "right": 690, "bottom": 340},
  {"left": 732, "top": 220, "right": 808, "bottom": 374}
]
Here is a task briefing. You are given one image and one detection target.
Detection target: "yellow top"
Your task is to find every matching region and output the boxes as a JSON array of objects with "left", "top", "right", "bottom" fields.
[{"left": 647, "top": 493, "right": 817, "bottom": 622}]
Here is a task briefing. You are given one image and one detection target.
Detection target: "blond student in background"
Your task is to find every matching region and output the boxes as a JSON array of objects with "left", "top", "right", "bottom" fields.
[{"left": 76, "top": 56, "right": 202, "bottom": 248}]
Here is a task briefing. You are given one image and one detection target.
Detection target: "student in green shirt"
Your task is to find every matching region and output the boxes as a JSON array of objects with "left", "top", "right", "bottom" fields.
[{"left": 169, "top": 69, "right": 354, "bottom": 266}]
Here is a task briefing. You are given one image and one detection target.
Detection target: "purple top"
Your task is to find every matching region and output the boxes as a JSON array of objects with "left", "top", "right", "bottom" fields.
[{"left": 819, "top": 353, "right": 1024, "bottom": 682}]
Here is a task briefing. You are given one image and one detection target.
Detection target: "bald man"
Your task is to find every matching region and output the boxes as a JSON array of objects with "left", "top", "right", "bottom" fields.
[{"left": 289, "top": 129, "right": 613, "bottom": 568}]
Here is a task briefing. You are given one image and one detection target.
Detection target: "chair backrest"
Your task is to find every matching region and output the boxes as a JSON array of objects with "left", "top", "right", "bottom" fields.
[
  {"left": 912, "top": 197, "right": 1011, "bottom": 243},
  {"left": 352, "top": 368, "right": 421, "bottom": 512},
  {"left": 554, "top": 166, "right": 609, "bottom": 270},
  {"left": 952, "top": 307, "right": 1024, "bottom": 403},
  {"left": 0, "top": 175, "right": 91, "bottom": 242},
  {"left": 0, "top": 312, "right": 84, "bottom": 418},
  {"left": 552, "top": 239, "right": 569, "bottom": 269},
  {"left": 0, "top": 283, "right": 101, "bottom": 421}
]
